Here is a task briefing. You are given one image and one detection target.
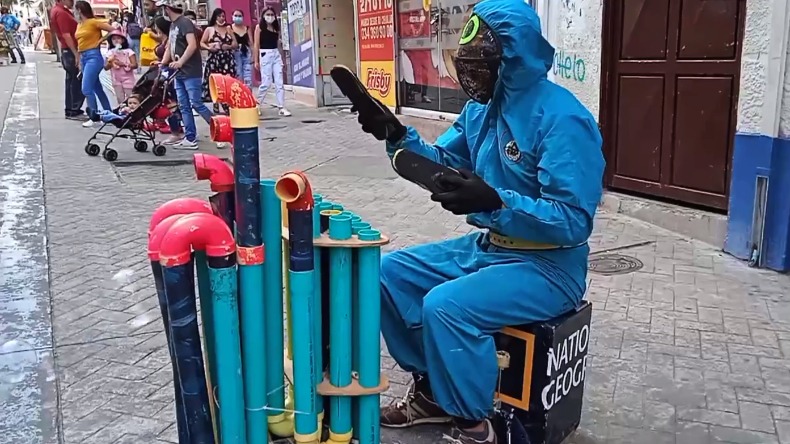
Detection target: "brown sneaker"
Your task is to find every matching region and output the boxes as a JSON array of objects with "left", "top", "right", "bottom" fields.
[
  {"left": 442, "top": 419, "right": 498, "bottom": 444},
  {"left": 380, "top": 383, "right": 452, "bottom": 428}
]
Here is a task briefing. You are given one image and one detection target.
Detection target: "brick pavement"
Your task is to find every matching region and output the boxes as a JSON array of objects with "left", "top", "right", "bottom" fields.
[{"left": 3, "top": 53, "right": 790, "bottom": 443}]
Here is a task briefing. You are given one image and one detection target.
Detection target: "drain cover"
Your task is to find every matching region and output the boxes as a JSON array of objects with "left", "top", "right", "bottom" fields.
[
  {"left": 265, "top": 125, "right": 287, "bottom": 130},
  {"left": 588, "top": 254, "right": 643, "bottom": 275},
  {"left": 301, "top": 119, "right": 325, "bottom": 124},
  {"left": 261, "top": 117, "right": 280, "bottom": 121},
  {"left": 112, "top": 162, "right": 196, "bottom": 184}
]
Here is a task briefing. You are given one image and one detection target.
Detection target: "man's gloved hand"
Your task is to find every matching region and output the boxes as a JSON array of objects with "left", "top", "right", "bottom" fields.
[
  {"left": 352, "top": 97, "right": 406, "bottom": 143},
  {"left": 430, "top": 169, "right": 503, "bottom": 215}
]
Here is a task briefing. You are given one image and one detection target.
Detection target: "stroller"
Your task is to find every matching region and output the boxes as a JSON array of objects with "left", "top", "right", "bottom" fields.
[{"left": 84, "top": 66, "right": 179, "bottom": 161}]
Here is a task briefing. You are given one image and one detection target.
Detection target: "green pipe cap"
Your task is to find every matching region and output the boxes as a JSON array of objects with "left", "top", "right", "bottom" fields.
[
  {"left": 351, "top": 222, "right": 371, "bottom": 235},
  {"left": 328, "top": 214, "right": 353, "bottom": 240},
  {"left": 357, "top": 229, "right": 381, "bottom": 242}
]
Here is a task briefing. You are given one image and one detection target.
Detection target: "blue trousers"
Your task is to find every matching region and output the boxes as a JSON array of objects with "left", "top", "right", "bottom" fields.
[
  {"left": 174, "top": 76, "right": 213, "bottom": 143},
  {"left": 129, "top": 38, "right": 142, "bottom": 72},
  {"left": 380, "top": 232, "right": 587, "bottom": 420},
  {"left": 80, "top": 48, "right": 112, "bottom": 119},
  {"left": 60, "top": 48, "right": 85, "bottom": 117},
  {"left": 234, "top": 49, "right": 252, "bottom": 87}
]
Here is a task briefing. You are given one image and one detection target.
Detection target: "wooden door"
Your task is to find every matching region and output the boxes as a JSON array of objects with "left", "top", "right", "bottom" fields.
[{"left": 600, "top": 0, "right": 746, "bottom": 210}]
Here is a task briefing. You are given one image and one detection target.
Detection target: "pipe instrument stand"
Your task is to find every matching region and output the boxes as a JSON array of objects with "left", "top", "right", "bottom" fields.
[{"left": 147, "top": 74, "right": 391, "bottom": 444}]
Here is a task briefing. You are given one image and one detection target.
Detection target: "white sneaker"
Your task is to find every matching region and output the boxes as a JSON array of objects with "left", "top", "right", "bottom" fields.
[
  {"left": 163, "top": 134, "right": 185, "bottom": 145},
  {"left": 173, "top": 139, "right": 199, "bottom": 150},
  {"left": 82, "top": 120, "right": 94, "bottom": 128},
  {"left": 279, "top": 108, "right": 292, "bottom": 117},
  {"left": 193, "top": 109, "right": 199, "bottom": 116},
  {"left": 216, "top": 142, "right": 229, "bottom": 149}
]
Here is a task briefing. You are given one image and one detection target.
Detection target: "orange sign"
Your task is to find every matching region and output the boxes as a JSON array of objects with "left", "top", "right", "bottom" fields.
[{"left": 360, "top": 60, "right": 396, "bottom": 107}]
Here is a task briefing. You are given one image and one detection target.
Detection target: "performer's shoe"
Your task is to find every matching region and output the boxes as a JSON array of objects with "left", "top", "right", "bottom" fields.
[
  {"left": 380, "top": 383, "right": 452, "bottom": 428},
  {"left": 442, "top": 418, "right": 498, "bottom": 444}
]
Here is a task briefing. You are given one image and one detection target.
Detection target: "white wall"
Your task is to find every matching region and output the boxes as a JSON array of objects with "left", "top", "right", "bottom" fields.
[
  {"left": 544, "top": 0, "right": 603, "bottom": 119},
  {"left": 542, "top": 0, "right": 790, "bottom": 132},
  {"left": 770, "top": 0, "right": 790, "bottom": 138},
  {"left": 737, "top": 0, "right": 774, "bottom": 135}
]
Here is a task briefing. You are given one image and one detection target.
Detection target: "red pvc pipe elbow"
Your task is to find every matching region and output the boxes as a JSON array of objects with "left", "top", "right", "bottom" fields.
[
  {"left": 148, "top": 214, "right": 188, "bottom": 260},
  {"left": 194, "top": 153, "right": 234, "bottom": 192},
  {"left": 209, "top": 74, "right": 257, "bottom": 109},
  {"left": 159, "top": 213, "right": 237, "bottom": 267},
  {"left": 211, "top": 115, "right": 233, "bottom": 143},
  {"left": 275, "top": 170, "right": 314, "bottom": 211},
  {"left": 148, "top": 198, "right": 212, "bottom": 236}
]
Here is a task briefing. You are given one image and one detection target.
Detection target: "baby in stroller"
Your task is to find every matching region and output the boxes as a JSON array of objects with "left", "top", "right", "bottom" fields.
[
  {"left": 84, "top": 66, "right": 181, "bottom": 162},
  {"left": 98, "top": 94, "right": 142, "bottom": 123}
]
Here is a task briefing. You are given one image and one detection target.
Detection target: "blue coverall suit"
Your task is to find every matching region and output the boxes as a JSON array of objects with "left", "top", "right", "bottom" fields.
[{"left": 379, "top": 0, "right": 605, "bottom": 421}]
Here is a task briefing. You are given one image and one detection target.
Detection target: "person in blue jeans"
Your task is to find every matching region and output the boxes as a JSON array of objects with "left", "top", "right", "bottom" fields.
[
  {"left": 230, "top": 9, "right": 252, "bottom": 87},
  {"left": 74, "top": 1, "right": 115, "bottom": 128},
  {"left": 157, "top": 0, "right": 226, "bottom": 149},
  {"left": 123, "top": 12, "right": 143, "bottom": 73}
]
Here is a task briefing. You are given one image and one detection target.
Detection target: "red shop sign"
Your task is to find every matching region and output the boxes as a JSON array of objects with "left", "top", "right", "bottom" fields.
[{"left": 357, "top": 0, "right": 395, "bottom": 61}]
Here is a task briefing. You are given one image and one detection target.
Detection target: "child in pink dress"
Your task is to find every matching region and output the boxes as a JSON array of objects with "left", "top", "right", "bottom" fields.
[{"left": 104, "top": 31, "right": 138, "bottom": 103}]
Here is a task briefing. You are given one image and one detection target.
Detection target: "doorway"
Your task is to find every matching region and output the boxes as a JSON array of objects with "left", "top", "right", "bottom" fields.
[
  {"left": 599, "top": 0, "right": 746, "bottom": 211},
  {"left": 316, "top": 0, "right": 357, "bottom": 105}
]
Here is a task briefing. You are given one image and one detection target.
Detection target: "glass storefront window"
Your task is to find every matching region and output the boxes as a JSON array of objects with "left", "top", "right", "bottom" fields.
[{"left": 397, "top": 0, "right": 534, "bottom": 114}]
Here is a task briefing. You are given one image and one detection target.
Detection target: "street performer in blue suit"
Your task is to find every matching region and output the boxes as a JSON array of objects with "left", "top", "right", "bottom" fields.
[{"left": 352, "top": 0, "right": 604, "bottom": 442}]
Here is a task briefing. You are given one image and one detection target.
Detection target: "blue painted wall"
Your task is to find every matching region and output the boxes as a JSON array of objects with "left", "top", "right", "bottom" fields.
[{"left": 725, "top": 133, "right": 790, "bottom": 271}]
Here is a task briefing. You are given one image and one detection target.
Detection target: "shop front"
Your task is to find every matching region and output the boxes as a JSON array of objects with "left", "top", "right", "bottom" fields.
[
  {"left": 357, "top": 0, "right": 397, "bottom": 108},
  {"left": 394, "top": 0, "right": 538, "bottom": 118}
]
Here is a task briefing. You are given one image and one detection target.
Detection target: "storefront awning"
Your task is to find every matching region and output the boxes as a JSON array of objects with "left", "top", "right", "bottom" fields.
[{"left": 90, "top": 0, "right": 129, "bottom": 9}]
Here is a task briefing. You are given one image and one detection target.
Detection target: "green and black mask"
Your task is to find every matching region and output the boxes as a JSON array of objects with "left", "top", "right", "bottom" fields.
[{"left": 452, "top": 14, "right": 502, "bottom": 104}]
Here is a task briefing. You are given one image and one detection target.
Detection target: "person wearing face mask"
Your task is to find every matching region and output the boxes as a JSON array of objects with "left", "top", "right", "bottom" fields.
[
  {"left": 183, "top": 10, "right": 203, "bottom": 42},
  {"left": 200, "top": 8, "right": 237, "bottom": 115},
  {"left": 124, "top": 12, "right": 143, "bottom": 73},
  {"left": 253, "top": 7, "right": 289, "bottom": 116},
  {"left": 351, "top": 0, "right": 605, "bottom": 443},
  {"left": 104, "top": 30, "right": 138, "bottom": 103},
  {"left": 157, "top": 0, "right": 224, "bottom": 149},
  {"left": 230, "top": 9, "right": 252, "bottom": 87}
]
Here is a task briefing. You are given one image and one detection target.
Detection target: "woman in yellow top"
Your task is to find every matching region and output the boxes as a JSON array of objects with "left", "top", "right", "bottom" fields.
[{"left": 74, "top": 0, "right": 115, "bottom": 126}]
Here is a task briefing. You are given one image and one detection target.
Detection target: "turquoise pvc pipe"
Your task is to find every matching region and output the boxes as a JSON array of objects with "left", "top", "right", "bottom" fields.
[
  {"left": 260, "top": 180, "right": 285, "bottom": 414},
  {"left": 331, "top": 204, "right": 344, "bottom": 211},
  {"left": 290, "top": 270, "right": 319, "bottom": 436},
  {"left": 208, "top": 262, "right": 247, "bottom": 443},
  {"left": 312, "top": 195, "right": 325, "bottom": 417},
  {"left": 349, "top": 217, "right": 365, "bottom": 439},
  {"left": 194, "top": 251, "right": 219, "bottom": 437},
  {"left": 352, "top": 222, "right": 370, "bottom": 234},
  {"left": 351, "top": 246, "right": 360, "bottom": 440},
  {"left": 328, "top": 214, "right": 353, "bottom": 435},
  {"left": 239, "top": 263, "right": 268, "bottom": 443},
  {"left": 349, "top": 222, "right": 370, "bottom": 440},
  {"left": 356, "top": 229, "right": 383, "bottom": 444}
]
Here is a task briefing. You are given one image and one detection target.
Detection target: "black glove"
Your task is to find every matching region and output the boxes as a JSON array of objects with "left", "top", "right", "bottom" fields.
[
  {"left": 352, "top": 97, "right": 406, "bottom": 143},
  {"left": 430, "top": 169, "right": 503, "bottom": 215}
]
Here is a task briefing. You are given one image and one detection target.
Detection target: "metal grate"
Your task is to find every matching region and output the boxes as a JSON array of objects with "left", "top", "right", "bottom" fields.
[
  {"left": 588, "top": 254, "right": 644, "bottom": 275},
  {"left": 112, "top": 161, "right": 196, "bottom": 184}
]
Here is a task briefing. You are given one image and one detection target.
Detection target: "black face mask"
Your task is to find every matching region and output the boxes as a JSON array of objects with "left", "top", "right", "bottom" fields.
[{"left": 452, "top": 14, "right": 502, "bottom": 104}]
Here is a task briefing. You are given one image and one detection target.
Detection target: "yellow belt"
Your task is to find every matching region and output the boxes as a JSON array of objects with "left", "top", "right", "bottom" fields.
[{"left": 488, "top": 232, "right": 560, "bottom": 250}]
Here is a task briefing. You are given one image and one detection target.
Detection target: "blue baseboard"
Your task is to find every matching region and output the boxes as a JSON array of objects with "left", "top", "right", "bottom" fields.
[{"left": 725, "top": 133, "right": 790, "bottom": 271}]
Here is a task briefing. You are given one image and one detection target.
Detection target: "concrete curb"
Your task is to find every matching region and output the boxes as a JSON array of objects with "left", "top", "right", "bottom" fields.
[{"left": 599, "top": 192, "right": 728, "bottom": 248}]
